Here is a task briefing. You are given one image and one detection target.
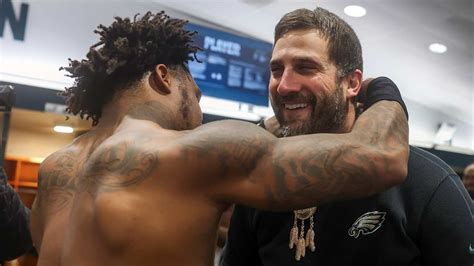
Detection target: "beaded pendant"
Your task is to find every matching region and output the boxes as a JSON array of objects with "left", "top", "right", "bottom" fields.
[{"left": 289, "top": 207, "right": 317, "bottom": 261}]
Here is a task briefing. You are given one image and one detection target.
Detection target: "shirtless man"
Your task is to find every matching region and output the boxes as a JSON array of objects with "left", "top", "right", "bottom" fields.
[{"left": 30, "top": 11, "right": 408, "bottom": 266}]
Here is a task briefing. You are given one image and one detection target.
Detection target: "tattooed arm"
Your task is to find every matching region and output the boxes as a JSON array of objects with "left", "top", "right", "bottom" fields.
[
  {"left": 184, "top": 100, "right": 408, "bottom": 211},
  {"left": 256, "top": 101, "right": 408, "bottom": 209},
  {"left": 30, "top": 150, "right": 79, "bottom": 252}
]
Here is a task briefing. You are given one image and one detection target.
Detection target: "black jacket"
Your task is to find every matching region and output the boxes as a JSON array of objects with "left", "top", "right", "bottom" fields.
[
  {"left": 0, "top": 167, "right": 32, "bottom": 261},
  {"left": 221, "top": 146, "right": 474, "bottom": 266}
]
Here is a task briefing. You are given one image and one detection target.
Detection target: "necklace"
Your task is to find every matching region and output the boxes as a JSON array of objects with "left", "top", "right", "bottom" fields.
[{"left": 289, "top": 207, "right": 317, "bottom": 261}]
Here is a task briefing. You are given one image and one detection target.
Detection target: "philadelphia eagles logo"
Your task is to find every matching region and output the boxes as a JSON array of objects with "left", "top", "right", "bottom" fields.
[{"left": 348, "top": 211, "right": 386, "bottom": 238}]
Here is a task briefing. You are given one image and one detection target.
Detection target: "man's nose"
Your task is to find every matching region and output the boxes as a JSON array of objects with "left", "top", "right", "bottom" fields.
[{"left": 276, "top": 70, "right": 301, "bottom": 96}]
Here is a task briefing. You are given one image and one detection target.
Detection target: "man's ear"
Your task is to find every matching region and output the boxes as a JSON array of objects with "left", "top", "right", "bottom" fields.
[
  {"left": 149, "top": 64, "right": 172, "bottom": 95},
  {"left": 345, "top": 69, "right": 363, "bottom": 100}
]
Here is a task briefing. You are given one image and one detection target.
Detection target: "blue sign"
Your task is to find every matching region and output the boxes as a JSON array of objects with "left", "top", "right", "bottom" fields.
[
  {"left": 187, "top": 23, "right": 271, "bottom": 106},
  {"left": 0, "top": 0, "right": 29, "bottom": 41}
]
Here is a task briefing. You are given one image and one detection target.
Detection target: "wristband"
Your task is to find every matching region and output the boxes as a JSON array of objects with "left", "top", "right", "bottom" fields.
[{"left": 365, "top": 77, "right": 409, "bottom": 120}]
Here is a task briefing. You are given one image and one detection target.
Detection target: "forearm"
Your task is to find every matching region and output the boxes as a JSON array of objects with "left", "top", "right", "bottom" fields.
[
  {"left": 257, "top": 100, "right": 408, "bottom": 210},
  {"left": 351, "top": 100, "right": 409, "bottom": 185}
]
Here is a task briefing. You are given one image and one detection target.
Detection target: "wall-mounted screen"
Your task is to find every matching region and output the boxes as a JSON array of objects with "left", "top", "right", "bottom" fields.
[{"left": 187, "top": 23, "right": 272, "bottom": 106}]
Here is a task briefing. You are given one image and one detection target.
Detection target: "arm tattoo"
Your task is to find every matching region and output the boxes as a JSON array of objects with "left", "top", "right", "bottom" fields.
[
  {"left": 263, "top": 102, "right": 408, "bottom": 208},
  {"left": 78, "top": 138, "right": 158, "bottom": 195},
  {"left": 273, "top": 160, "right": 290, "bottom": 197},
  {"left": 35, "top": 153, "right": 78, "bottom": 216},
  {"left": 179, "top": 121, "right": 270, "bottom": 182}
]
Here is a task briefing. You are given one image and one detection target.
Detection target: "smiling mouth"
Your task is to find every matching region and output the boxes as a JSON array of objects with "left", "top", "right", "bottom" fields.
[{"left": 285, "top": 103, "right": 309, "bottom": 110}]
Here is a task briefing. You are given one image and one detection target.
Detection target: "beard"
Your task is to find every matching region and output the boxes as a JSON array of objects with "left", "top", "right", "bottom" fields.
[
  {"left": 177, "top": 82, "right": 192, "bottom": 130},
  {"left": 272, "top": 83, "right": 349, "bottom": 137}
]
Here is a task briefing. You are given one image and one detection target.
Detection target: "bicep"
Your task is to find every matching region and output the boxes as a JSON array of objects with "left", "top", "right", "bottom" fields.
[
  {"left": 179, "top": 120, "right": 279, "bottom": 202},
  {"left": 181, "top": 120, "right": 274, "bottom": 176}
]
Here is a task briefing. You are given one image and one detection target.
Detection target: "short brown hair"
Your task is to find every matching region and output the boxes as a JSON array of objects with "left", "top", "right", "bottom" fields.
[{"left": 274, "top": 8, "right": 363, "bottom": 79}]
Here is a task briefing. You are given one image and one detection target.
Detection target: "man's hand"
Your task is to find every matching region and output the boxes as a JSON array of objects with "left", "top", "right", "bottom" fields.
[
  {"left": 356, "top": 77, "right": 408, "bottom": 120},
  {"left": 356, "top": 78, "right": 375, "bottom": 114},
  {"left": 361, "top": 78, "right": 375, "bottom": 91},
  {"left": 217, "top": 205, "right": 234, "bottom": 248},
  {"left": 359, "top": 78, "right": 375, "bottom": 101},
  {"left": 261, "top": 116, "right": 281, "bottom": 137}
]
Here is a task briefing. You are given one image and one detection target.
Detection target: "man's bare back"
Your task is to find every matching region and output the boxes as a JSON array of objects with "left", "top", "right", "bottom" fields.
[
  {"left": 32, "top": 117, "right": 230, "bottom": 265},
  {"left": 30, "top": 12, "right": 409, "bottom": 265}
]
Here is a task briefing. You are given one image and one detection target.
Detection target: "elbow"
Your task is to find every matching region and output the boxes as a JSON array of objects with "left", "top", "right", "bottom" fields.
[
  {"left": 377, "top": 147, "right": 409, "bottom": 190},
  {"left": 385, "top": 159, "right": 408, "bottom": 188}
]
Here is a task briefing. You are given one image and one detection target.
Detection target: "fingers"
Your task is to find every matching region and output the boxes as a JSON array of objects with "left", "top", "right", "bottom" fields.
[
  {"left": 356, "top": 78, "right": 374, "bottom": 104},
  {"left": 361, "top": 78, "right": 375, "bottom": 92},
  {"left": 263, "top": 116, "right": 281, "bottom": 136}
]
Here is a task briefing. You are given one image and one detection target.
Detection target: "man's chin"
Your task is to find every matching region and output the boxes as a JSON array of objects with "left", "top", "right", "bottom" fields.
[{"left": 279, "top": 120, "right": 313, "bottom": 137}]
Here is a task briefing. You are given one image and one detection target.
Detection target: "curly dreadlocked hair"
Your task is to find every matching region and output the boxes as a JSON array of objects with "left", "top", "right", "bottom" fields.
[{"left": 60, "top": 11, "right": 200, "bottom": 126}]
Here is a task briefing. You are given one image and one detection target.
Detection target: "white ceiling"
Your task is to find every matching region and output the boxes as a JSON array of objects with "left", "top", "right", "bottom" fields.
[{"left": 156, "top": 0, "right": 474, "bottom": 126}]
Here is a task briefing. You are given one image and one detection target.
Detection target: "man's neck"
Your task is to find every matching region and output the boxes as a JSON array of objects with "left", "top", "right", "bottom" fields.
[
  {"left": 126, "top": 101, "right": 176, "bottom": 129},
  {"left": 99, "top": 99, "right": 176, "bottom": 130}
]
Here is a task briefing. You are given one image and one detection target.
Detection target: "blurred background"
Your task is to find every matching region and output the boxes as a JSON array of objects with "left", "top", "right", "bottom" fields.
[{"left": 0, "top": 0, "right": 472, "bottom": 265}]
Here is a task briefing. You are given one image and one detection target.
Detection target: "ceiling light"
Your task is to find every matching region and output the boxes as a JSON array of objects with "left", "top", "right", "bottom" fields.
[
  {"left": 429, "top": 43, "right": 447, "bottom": 54},
  {"left": 54, "top": 125, "right": 74, "bottom": 134},
  {"left": 344, "top": 5, "right": 367, "bottom": 17}
]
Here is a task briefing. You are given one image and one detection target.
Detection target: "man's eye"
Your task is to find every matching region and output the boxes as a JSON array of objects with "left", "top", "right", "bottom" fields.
[
  {"left": 299, "top": 65, "right": 315, "bottom": 70},
  {"left": 297, "top": 65, "right": 319, "bottom": 74},
  {"left": 271, "top": 67, "right": 283, "bottom": 75}
]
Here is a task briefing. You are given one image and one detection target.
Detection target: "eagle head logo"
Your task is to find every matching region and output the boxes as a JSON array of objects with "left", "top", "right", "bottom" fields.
[{"left": 348, "top": 211, "right": 386, "bottom": 239}]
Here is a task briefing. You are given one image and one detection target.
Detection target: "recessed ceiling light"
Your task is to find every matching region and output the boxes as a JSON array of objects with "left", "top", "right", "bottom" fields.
[
  {"left": 429, "top": 43, "right": 447, "bottom": 54},
  {"left": 344, "top": 5, "right": 367, "bottom": 18},
  {"left": 54, "top": 125, "right": 74, "bottom": 134}
]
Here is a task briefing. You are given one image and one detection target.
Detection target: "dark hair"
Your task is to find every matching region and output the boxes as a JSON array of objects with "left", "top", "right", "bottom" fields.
[
  {"left": 60, "top": 11, "right": 200, "bottom": 125},
  {"left": 274, "top": 8, "right": 363, "bottom": 80}
]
